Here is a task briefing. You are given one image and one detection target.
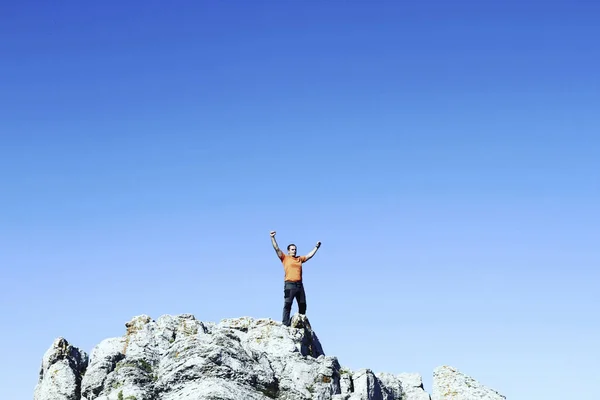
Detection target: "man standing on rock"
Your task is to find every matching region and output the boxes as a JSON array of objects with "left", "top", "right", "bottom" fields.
[{"left": 270, "top": 231, "right": 321, "bottom": 327}]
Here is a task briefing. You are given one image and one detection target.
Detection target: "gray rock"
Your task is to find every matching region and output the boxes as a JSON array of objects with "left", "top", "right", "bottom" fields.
[
  {"left": 76, "top": 313, "right": 337, "bottom": 400},
  {"left": 349, "top": 369, "right": 390, "bottom": 400},
  {"left": 34, "top": 337, "right": 88, "bottom": 400},
  {"left": 377, "top": 372, "right": 430, "bottom": 400},
  {"left": 432, "top": 365, "right": 505, "bottom": 400},
  {"left": 34, "top": 314, "right": 505, "bottom": 400},
  {"left": 397, "top": 373, "right": 431, "bottom": 400}
]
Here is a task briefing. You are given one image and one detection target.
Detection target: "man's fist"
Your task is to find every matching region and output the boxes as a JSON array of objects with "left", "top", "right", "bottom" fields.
[
  {"left": 316, "top": 241, "right": 321, "bottom": 248},
  {"left": 270, "top": 231, "right": 276, "bottom": 237}
]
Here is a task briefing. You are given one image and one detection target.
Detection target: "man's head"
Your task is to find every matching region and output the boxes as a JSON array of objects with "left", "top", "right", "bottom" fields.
[{"left": 287, "top": 244, "right": 297, "bottom": 256}]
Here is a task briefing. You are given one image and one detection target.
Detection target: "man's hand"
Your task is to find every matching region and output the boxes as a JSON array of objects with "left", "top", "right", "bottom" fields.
[
  {"left": 271, "top": 231, "right": 283, "bottom": 258},
  {"left": 305, "top": 241, "right": 321, "bottom": 261}
]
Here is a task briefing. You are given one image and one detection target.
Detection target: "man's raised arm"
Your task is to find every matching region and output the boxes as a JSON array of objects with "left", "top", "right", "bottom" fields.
[
  {"left": 304, "top": 241, "right": 321, "bottom": 261},
  {"left": 270, "top": 231, "right": 284, "bottom": 259}
]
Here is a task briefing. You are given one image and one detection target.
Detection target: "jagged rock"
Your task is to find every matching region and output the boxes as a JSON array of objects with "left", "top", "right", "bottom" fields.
[
  {"left": 338, "top": 369, "right": 354, "bottom": 396},
  {"left": 34, "top": 337, "right": 89, "bottom": 400},
  {"left": 348, "top": 369, "right": 389, "bottom": 400},
  {"left": 35, "top": 314, "right": 505, "bottom": 400},
  {"left": 76, "top": 313, "right": 337, "bottom": 400},
  {"left": 432, "top": 366, "right": 505, "bottom": 400},
  {"left": 377, "top": 373, "right": 430, "bottom": 400},
  {"left": 290, "top": 313, "right": 325, "bottom": 358},
  {"left": 398, "top": 373, "right": 431, "bottom": 400}
]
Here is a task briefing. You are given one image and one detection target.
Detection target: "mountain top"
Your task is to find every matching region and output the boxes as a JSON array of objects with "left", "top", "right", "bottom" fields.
[{"left": 34, "top": 313, "right": 505, "bottom": 400}]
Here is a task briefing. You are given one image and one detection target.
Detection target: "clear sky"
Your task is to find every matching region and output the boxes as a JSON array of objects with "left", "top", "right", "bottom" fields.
[{"left": 1, "top": 1, "right": 598, "bottom": 399}]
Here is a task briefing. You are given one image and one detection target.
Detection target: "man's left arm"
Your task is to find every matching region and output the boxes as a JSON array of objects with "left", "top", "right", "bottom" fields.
[{"left": 304, "top": 241, "right": 321, "bottom": 261}]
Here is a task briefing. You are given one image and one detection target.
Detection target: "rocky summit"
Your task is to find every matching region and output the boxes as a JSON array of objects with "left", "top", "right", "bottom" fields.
[{"left": 34, "top": 314, "right": 505, "bottom": 400}]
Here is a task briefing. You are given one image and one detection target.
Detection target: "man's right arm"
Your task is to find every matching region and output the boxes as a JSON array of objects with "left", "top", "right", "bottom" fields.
[{"left": 270, "top": 231, "right": 284, "bottom": 259}]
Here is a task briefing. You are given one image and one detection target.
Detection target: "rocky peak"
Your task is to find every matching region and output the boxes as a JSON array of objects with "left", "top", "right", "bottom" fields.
[
  {"left": 34, "top": 337, "right": 89, "bottom": 400},
  {"left": 34, "top": 314, "right": 505, "bottom": 400},
  {"left": 432, "top": 366, "right": 506, "bottom": 400}
]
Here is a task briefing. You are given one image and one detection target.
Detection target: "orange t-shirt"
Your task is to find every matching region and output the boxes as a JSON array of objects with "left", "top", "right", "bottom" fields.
[{"left": 280, "top": 254, "right": 307, "bottom": 282}]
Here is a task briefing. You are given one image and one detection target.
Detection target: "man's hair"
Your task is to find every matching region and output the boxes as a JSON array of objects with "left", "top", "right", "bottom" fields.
[{"left": 287, "top": 243, "right": 296, "bottom": 251}]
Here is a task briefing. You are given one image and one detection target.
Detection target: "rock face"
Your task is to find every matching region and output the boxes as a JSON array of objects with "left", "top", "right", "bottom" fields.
[
  {"left": 34, "top": 314, "right": 503, "bottom": 400},
  {"left": 432, "top": 366, "right": 506, "bottom": 400},
  {"left": 34, "top": 337, "right": 89, "bottom": 400}
]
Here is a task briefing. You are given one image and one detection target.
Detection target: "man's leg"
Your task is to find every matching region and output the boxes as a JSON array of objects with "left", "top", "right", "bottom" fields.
[
  {"left": 282, "top": 284, "right": 294, "bottom": 326},
  {"left": 297, "top": 284, "right": 307, "bottom": 315}
]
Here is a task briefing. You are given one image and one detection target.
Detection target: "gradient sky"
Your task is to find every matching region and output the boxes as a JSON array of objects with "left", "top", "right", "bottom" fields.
[{"left": 1, "top": 1, "right": 598, "bottom": 399}]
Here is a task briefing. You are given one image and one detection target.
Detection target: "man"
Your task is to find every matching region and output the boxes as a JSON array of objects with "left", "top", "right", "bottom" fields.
[{"left": 270, "top": 231, "right": 321, "bottom": 327}]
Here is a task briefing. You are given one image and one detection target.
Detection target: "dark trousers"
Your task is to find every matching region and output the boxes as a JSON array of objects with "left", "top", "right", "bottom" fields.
[{"left": 282, "top": 281, "right": 306, "bottom": 326}]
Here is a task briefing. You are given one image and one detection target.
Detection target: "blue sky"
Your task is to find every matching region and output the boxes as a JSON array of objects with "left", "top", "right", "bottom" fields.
[{"left": 1, "top": 1, "right": 598, "bottom": 399}]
